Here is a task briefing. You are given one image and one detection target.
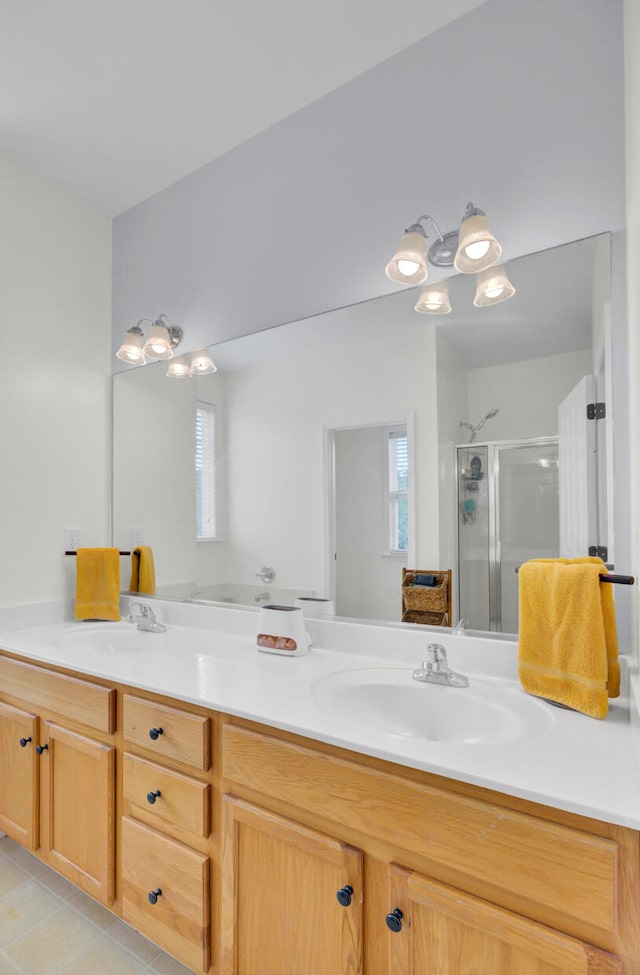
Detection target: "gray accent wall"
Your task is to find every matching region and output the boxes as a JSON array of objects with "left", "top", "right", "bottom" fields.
[{"left": 113, "top": 0, "right": 625, "bottom": 362}]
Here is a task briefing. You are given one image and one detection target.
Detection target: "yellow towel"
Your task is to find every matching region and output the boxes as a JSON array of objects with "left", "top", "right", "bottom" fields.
[
  {"left": 74, "top": 548, "right": 121, "bottom": 621},
  {"left": 518, "top": 557, "right": 619, "bottom": 719},
  {"left": 129, "top": 546, "right": 156, "bottom": 595}
]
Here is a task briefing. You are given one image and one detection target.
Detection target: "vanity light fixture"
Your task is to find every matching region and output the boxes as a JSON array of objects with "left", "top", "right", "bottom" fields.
[
  {"left": 115, "top": 323, "right": 147, "bottom": 365},
  {"left": 165, "top": 355, "right": 191, "bottom": 378},
  {"left": 115, "top": 314, "right": 183, "bottom": 366},
  {"left": 385, "top": 201, "right": 503, "bottom": 285},
  {"left": 189, "top": 349, "right": 217, "bottom": 375},
  {"left": 414, "top": 280, "right": 452, "bottom": 315},
  {"left": 453, "top": 203, "right": 502, "bottom": 273},
  {"left": 143, "top": 314, "right": 184, "bottom": 361},
  {"left": 473, "top": 264, "right": 516, "bottom": 307}
]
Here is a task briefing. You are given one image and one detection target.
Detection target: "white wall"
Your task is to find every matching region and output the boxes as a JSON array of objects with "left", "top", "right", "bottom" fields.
[
  {"left": 624, "top": 0, "right": 640, "bottom": 662},
  {"left": 0, "top": 153, "right": 111, "bottom": 607},
  {"left": 467, "top": 349, "right": 593, "bottom": 442}
]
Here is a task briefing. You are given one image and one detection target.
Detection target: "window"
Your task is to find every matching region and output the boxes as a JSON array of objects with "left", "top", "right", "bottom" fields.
[
  {"left": 196, "top": 402, "right": 216, "bottom": 540},
  {"left": 386, "top": 426, "right": 409, "bottom": 554}
]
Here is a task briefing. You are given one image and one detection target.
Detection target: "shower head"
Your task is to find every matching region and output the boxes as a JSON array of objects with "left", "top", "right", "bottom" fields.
[{"left": 460, "top": 408, "right": 499, "bottom": 443}]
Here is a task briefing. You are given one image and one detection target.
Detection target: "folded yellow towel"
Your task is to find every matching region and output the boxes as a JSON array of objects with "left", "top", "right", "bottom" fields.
[
  {"left": 129, "top": 546, "right": 156, "bottom": 595},
  {"left": 518, "top": 557, "right": 619, "bottom": 719},
  {"left": 74, "top": 548, "right": 121, "bottom": 621}
]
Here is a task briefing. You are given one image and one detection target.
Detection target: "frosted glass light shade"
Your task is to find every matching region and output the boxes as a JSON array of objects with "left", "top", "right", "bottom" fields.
[
  {"left": 454, "top": 213, "right": 502, "bottom": 273},
  {"left": 166, "top": 356, "right": 191, "bottom": 378},
  {"left": 385, "top": 231, "right": 428, "bottom": 285},
  {"left": 414, "top": 281, "right": 452, "bottom": 314},
  {"left": 116, "top": 326, "right": 146, "bottom": 365},
  {"left": 144, "top": 322, "right": 174, "bottom": 360},
  {"left": 190, "top": 350, "right": 217, "bottom": 375},
  {"left": 473, "top": 264, "right": 516, "bottom": 307}
]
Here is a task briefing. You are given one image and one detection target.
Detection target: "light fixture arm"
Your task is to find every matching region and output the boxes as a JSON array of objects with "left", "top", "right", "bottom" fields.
[
  {"left": 405, "top": 214, "right": 446, "bottom": 243},
  {"left": 461, "top": 201, "right": 485, "bottom": 221}
]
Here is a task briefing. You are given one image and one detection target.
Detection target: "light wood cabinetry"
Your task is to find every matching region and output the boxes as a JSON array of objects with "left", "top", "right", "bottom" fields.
[
  {"left": 221, "top": 721, "right": 640, "bottom": 975},
  {"left": 386, "top": 865, "right": 623, "bottom": 975},
  {"left": 121, "top": 693, "right": 213, "bottom": 972},
  {"left": 0, "top": 655, "right": 116, "bottom": 905},
  {"left": 0, "top": 701, "right": 38, "bottom": 849},
  {"left": 41, "top": 722, "right": 115, "bottom": 904},
  {"left": 1, "top": 648, "right": 640, "bottom": 975},
  {"left": 221, "top": 796, "right": 363, "bottom": 975},
  {"left": 121, "top": 817, "right": 210, "bottom": 973}
]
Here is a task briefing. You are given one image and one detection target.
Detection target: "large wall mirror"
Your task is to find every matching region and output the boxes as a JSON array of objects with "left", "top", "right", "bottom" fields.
[{"left": 113, "top": 232, "right": 621, "bottom": 636}]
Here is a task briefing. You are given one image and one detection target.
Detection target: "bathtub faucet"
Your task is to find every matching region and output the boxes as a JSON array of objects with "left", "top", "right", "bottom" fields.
[
  {"left": 255, "top": 592, "right": 271, "bottom": 603},
  {"left": 256, "top": 565, "right": 276, "bottom": 584}
]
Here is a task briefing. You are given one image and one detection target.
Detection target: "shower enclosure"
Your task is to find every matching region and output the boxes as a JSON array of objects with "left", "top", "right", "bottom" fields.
[{"left": 457, "top": 438, "right": 559, "bottom": 632}]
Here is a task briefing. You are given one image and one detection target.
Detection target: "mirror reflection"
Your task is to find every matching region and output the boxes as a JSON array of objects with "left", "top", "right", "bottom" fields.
[{"left": 113, "top": 233, "right": 612, "bottom": 634}]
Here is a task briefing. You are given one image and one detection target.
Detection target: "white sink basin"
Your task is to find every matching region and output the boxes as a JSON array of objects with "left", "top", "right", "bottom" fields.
[
  {"left": 312, "top": 668, "right": 554, "bottom": 744},
  {"left": 53, "top": 623, "right": 159, "bottom": 654}
]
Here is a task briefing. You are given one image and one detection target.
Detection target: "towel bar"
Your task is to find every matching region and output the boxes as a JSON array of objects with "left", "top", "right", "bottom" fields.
[
  {"left": 515, "top": 566, "right": 634, "bottom": 585},
  {"left": 65, "top": 550, "right": 131, "bottom": 556}
]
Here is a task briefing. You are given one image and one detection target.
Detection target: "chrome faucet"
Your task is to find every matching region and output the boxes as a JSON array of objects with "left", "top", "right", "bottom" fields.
[
  {"left": 256, "top": 565, "right": 276, "bottom": 584},
  {"left": 126, "top": 601, "right": 167, "bottom": 633},
  {"left": 412, "top": 643, "right": 469, "bottom": 687},
  {"left": 254, "top": 591, "right": 271, "bottom": 603}
]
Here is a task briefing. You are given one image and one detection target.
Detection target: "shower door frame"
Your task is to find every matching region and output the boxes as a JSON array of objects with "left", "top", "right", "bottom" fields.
[{"left": 456, "top": 435, "right": 559, "bottom": 632}]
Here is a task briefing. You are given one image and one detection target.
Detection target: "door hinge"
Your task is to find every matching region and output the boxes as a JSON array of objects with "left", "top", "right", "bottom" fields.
[
  {"left": 587, "top": 402, "right": 606, "bottom": 420},
  {"left": 589, "top": 545, "right": 608, "bottom": 561}
]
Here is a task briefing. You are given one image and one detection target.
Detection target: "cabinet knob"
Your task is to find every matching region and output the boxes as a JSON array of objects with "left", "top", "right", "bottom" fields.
[
  {"left": 146, "top": 790, "right": 161, "bottom": 805},
  {"left": 148, "top": 888, "right": 162, "bottom": 905},
  {"left": 19, "top": 737, "right": 32, "bottom": 748},
  {"left": 385, "top": 908, "right": 403, "bottom": 933},
  {"left": 36, "top": 744, "right": 48, "bottom": 755},
  {"left": 149, "top": 727, "right": 163, "bottom": 740},
  {"left": 336, "top": 885, "right": 353, "bottom": 907}
]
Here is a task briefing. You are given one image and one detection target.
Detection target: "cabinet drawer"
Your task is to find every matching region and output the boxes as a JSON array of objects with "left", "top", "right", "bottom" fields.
[
  {"left": 0, "top": 655, "right": 115, "bottom": 734},
  {"left": 222, "top": 724, "right": 621, "bottom": 950},
  {"left": 123, "top": 695, "right": 210, "bottom": 771},
  {"left": 121, "top": 817, "right": 210, "bottom": 973},
  {"left": 123, "top": 753, "right": 211, "bottom": 838}
]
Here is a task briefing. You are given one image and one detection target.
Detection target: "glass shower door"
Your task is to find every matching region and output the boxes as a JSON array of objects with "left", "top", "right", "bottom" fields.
[
  {"left": 457, "top": 446, "right": 490, "bottom": 631},
  {"left": 495, "top": 441, "right": 559, "bottom": 633}
]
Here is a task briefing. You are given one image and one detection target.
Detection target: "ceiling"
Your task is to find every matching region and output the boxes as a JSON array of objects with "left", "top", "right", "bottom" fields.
[{"left": 0, "top": 0, "right": 487, "bottom": 215}]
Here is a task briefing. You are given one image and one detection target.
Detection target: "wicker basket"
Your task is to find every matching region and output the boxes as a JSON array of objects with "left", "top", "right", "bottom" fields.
[
  {"left": 402, "top": 609, "right": 449, "bottom": 626},
  {"left": 402, "top": 582, "right": 448, "bottom": 614}
]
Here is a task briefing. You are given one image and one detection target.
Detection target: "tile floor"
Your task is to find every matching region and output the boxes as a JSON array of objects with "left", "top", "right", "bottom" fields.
[{"left": 0, "top": 836, "right": 194, "bottom": 975}]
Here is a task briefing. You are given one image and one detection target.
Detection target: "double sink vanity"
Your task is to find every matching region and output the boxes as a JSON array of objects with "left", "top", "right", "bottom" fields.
[{"left": 0, "top": 600, "right": 639, "bottom": 974}]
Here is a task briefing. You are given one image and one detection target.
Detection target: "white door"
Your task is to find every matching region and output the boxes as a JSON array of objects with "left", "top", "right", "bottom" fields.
[{"left": 558, "top": 375, "right": 597, "bottom": 558}]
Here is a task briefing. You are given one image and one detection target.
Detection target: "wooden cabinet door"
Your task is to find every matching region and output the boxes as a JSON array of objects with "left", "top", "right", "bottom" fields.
[
  {"left": 40, "top": 722, "right": 115, "bottom": 905},
  {"left": 386, "top": 865, "right": 622, "bottom": 975},
  {"left": 221, "top": 796, "right": 363, "bottom": 975},
  {"left": 0, "top": 702, "right": 38, "bottom": 849}
]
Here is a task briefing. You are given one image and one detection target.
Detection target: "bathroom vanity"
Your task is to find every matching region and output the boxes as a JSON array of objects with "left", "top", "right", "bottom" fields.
[{"left": 0, "top": 609, "right": 638, "bottom": 975}]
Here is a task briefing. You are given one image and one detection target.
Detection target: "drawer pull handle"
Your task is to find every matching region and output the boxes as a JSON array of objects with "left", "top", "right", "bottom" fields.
[
  {"left": 19, "top": 737, "right": 32, "bottom": 748},
  {"left": 149, "top": 727, "right": 164, "bottom": 740},
  {"left": 36, "top": 744, "right": 48, "bottom": 755},
  {"left": 336, "top": 885, "right": 353, "bottom": 907},
  {"left": 147, "top": 790, "right": 161, "bottom": 805},
  {"left": 385, "top": 908, "right": 403, "bottom": 933},
  {"left": 148, "top": 888, "right": 162, "bottom": 905}
]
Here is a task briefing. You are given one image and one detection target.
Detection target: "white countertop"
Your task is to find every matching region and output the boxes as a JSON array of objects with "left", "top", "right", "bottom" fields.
[{"left": 1, "top": 598, "right": 639, "bottom": 830}]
